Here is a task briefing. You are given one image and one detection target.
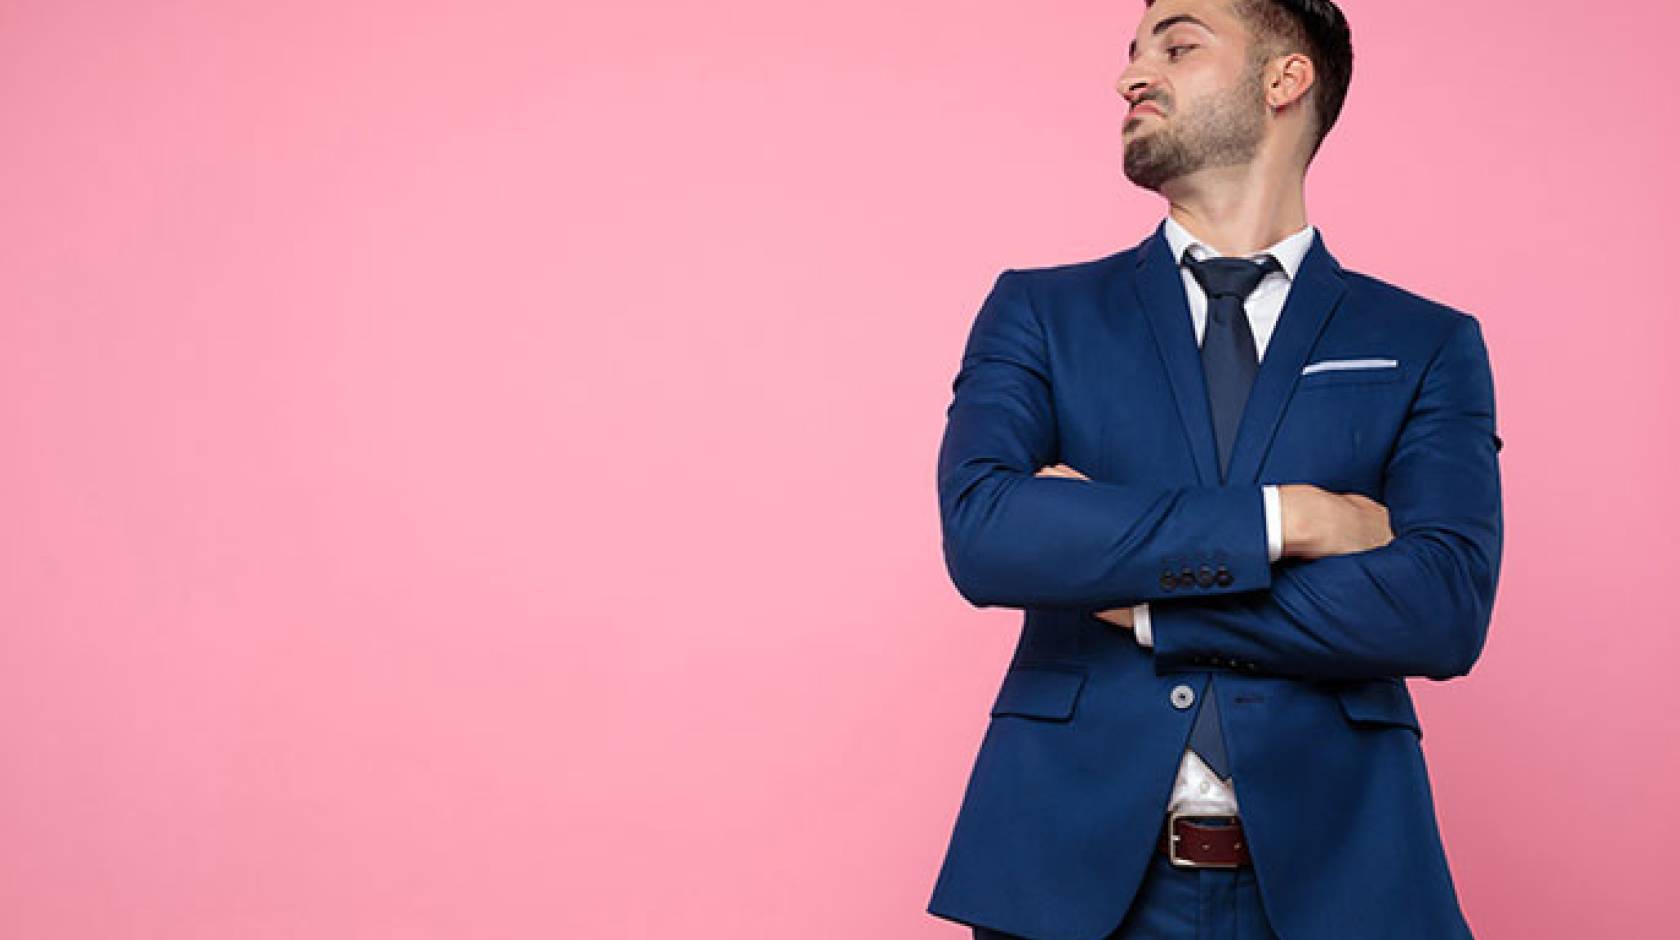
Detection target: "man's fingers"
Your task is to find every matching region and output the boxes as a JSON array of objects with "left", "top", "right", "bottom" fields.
[
  {"left": 1093, "top": 607, "right": 1134, "bottom": 630},
  {"left": 1035, "top": 463, "right": 1091, "bottom": 481}
]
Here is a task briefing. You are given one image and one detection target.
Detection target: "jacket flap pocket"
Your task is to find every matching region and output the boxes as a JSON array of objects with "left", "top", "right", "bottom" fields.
[
  {"left": 1336, "top": 678, "right": 1422, "bottom": 737},
  {"left": 990, "top": 665, "right": 1088, "bottom": 721}
]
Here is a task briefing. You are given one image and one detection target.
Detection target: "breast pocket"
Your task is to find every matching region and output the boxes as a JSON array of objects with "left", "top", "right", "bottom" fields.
[
  {"left": 1297, "top": 357, "right": 1405, "bottom": 389},
  {"left": 1272, "top": 360, "right": 1409, "bottom": 489}
]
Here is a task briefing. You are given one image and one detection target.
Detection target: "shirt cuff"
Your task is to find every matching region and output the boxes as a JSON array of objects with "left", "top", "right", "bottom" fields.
[
  {"left": 1262, "top": 484, "right": 1283, "bottom": 564},
  {"left": 1132, "top": 602, "right": 1153, "bottom": 647}
]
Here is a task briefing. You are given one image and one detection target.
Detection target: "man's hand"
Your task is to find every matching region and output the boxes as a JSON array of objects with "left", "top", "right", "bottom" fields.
[
  {"left": 1034, "top": 462, "right": 1090, "bottom": 481},
  {"left": 1278, "top": 483, "right": 1394, "bottom": 559},
  {"left": 1092, "top": 606, "right": 1135, "bottom": 630},
  {"left": 1035, "top": 463, "right": 1135, "bottom": 632}
]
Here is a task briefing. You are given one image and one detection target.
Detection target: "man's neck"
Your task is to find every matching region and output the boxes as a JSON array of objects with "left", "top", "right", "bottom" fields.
[{"left": 1160, "top": 166, "right": 1309, "bottom": 255}]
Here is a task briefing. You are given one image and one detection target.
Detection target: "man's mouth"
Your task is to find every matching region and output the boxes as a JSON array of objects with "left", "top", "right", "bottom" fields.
[{"left": 1129, "top": 102, "right": 1164, "bottom": 119}]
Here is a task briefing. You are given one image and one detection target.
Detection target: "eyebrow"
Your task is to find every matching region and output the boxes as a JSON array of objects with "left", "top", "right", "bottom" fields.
[{"left": 1128, "top": 13, "right": 1215, "bottom": 61}]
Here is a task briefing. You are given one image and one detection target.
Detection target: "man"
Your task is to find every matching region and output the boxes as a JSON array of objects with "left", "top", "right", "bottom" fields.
[{"left": 925, "top": 1, "right": 1503, "bottom": 938}]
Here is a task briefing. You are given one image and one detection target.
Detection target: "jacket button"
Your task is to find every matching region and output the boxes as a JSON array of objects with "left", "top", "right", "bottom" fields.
[
  {"left": 1160, "top": 572, "right": 1178, "bottom": 591},
  {"left": 1170, "top": 684, "right": 1195, "bottom": 709},
  {"left": 1196, "top": 565, "right": 1215, "bottom": 587},
  {"left": 1215, "top": 569, "right": 1233, "bottom": 587},
  {"left": 1180, "top": 566, "right": 1196, "bottom": 587}
]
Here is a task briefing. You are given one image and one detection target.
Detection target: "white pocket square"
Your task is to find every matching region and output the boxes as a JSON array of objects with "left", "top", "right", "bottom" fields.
[{"left": 1300, "top": 357, "right": 1399, "bottom": 375}]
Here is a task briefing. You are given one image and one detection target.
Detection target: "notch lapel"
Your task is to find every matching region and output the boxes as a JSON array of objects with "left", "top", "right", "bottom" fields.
[
  {"left": 1129, "top": 221, "right": 1220, "bottom": 486},
  {"left": 1222, "top": 229, "right": 1347, "bottom": 485},
  {"left": 1125, "top": 220, "right": 1349, "bottom": 487}
]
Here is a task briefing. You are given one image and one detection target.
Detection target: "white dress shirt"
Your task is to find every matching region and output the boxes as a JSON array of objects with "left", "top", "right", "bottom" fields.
[{"left": 1131, "top": 214, "right": 1317, "bottom": 816}]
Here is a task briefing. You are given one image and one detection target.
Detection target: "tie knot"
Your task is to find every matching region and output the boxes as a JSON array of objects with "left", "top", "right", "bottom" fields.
[{"left": 1182, "top": 251, "right": 1282, "bottom": 301}]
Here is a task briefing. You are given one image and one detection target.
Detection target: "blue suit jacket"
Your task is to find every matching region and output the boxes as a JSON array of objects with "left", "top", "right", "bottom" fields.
[{"left": 926, "top": 221, "right": 1503, "bottom": 940}]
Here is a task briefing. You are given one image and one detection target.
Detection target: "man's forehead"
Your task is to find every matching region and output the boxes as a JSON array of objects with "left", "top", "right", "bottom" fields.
[{"left": 1128, "top": 0, "right": 1225, "bottom": 59}]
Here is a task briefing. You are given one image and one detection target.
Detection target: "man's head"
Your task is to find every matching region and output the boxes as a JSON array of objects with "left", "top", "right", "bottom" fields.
[{"left": 1116, "top": 0, "right": 1352, "bottom": 192}]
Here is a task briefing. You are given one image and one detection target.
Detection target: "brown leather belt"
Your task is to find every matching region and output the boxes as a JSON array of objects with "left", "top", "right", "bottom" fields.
[{"left": 1157, "top": 812, "right": 1252, "bottom": 868}]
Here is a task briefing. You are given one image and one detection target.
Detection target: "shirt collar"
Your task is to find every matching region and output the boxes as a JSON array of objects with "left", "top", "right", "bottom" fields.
[{"left": 1162, "top": 215, "right": 1316, "bottom": 280}]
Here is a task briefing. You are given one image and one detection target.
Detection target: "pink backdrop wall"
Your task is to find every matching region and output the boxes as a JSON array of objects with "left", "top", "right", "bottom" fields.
[{"left": 3, "top": 1, "right": 1675, "bottom": 936}]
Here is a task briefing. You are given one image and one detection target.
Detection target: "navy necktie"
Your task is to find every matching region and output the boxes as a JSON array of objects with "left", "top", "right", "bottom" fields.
[{"left": 1178, "top": 248, "right": 1281, "bottom": 780}]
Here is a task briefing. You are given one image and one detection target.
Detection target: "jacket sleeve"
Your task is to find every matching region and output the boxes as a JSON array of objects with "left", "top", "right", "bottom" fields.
[
  {"left": 1146, "top": 313, "right": 1504, "bottom": 681},
  {"left": 937, "top": 268, "right": 1275, "bottom": 611}
]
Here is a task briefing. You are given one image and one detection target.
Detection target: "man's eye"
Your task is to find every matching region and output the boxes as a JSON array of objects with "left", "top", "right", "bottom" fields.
[{"left": 1167, "top": 44, "right": 1195, "bottom": 59}]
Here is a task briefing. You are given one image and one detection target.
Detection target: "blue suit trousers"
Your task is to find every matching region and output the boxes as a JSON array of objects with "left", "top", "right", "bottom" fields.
[{"left": 972, "top": 852, "right": 1280, "bottom": 940}]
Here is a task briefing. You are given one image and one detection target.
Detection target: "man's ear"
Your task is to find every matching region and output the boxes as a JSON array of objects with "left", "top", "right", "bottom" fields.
[{"left": 1266, "top": 52, "right": 1316, "bottom": 112}]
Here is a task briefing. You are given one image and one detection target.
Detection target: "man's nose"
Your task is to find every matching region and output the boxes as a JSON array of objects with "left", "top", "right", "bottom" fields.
[{"left": 1115, "top": 70, "right": 1155, "bottom": 105}]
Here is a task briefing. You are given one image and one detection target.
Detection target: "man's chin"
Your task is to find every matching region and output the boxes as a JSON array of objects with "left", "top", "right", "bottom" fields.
[{"left": 1122, "top": 159, "right": 1167, "bottom": 192}]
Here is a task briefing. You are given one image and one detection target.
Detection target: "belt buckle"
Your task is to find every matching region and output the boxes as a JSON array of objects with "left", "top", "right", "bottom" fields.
[{"left": 1166, "top": 810, "right": 1242, "bottom": 869}]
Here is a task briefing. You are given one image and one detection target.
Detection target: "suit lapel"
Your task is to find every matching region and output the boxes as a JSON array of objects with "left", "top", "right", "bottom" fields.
[
  {"left": 1223, "top": 229, "right": 1347, "bottom": 485},
  {"left": 1126, "top": 220, "right": 1349, "bottom": 487},
  {"left": 1129, "top": 221, "right": 1220, "bottom": 486}
]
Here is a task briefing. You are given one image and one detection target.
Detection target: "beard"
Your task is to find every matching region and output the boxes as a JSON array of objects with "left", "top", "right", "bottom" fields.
[{"left": 1123, "top": 60, "right": 1268, "bottom": 191}]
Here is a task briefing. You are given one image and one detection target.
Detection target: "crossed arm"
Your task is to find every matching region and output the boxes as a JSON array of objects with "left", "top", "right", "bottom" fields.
[{"left": 937, "top": 269, "right": 1504, "bottom": 682}]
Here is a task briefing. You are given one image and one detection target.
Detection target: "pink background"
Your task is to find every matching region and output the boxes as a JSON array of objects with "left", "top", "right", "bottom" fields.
[{"left": 2, "top": 0, "right": 1675, "bottom": 936}]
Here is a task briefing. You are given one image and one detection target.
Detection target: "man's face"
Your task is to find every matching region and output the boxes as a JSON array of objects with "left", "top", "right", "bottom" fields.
[{"left": 1116, "top": 0, "right": 1269, "bottom": 191}]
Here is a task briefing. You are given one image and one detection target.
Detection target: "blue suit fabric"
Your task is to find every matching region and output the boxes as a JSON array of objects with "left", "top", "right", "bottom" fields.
[{"left": 926, "top": 220, "right": 1503, "bottom": 940}]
